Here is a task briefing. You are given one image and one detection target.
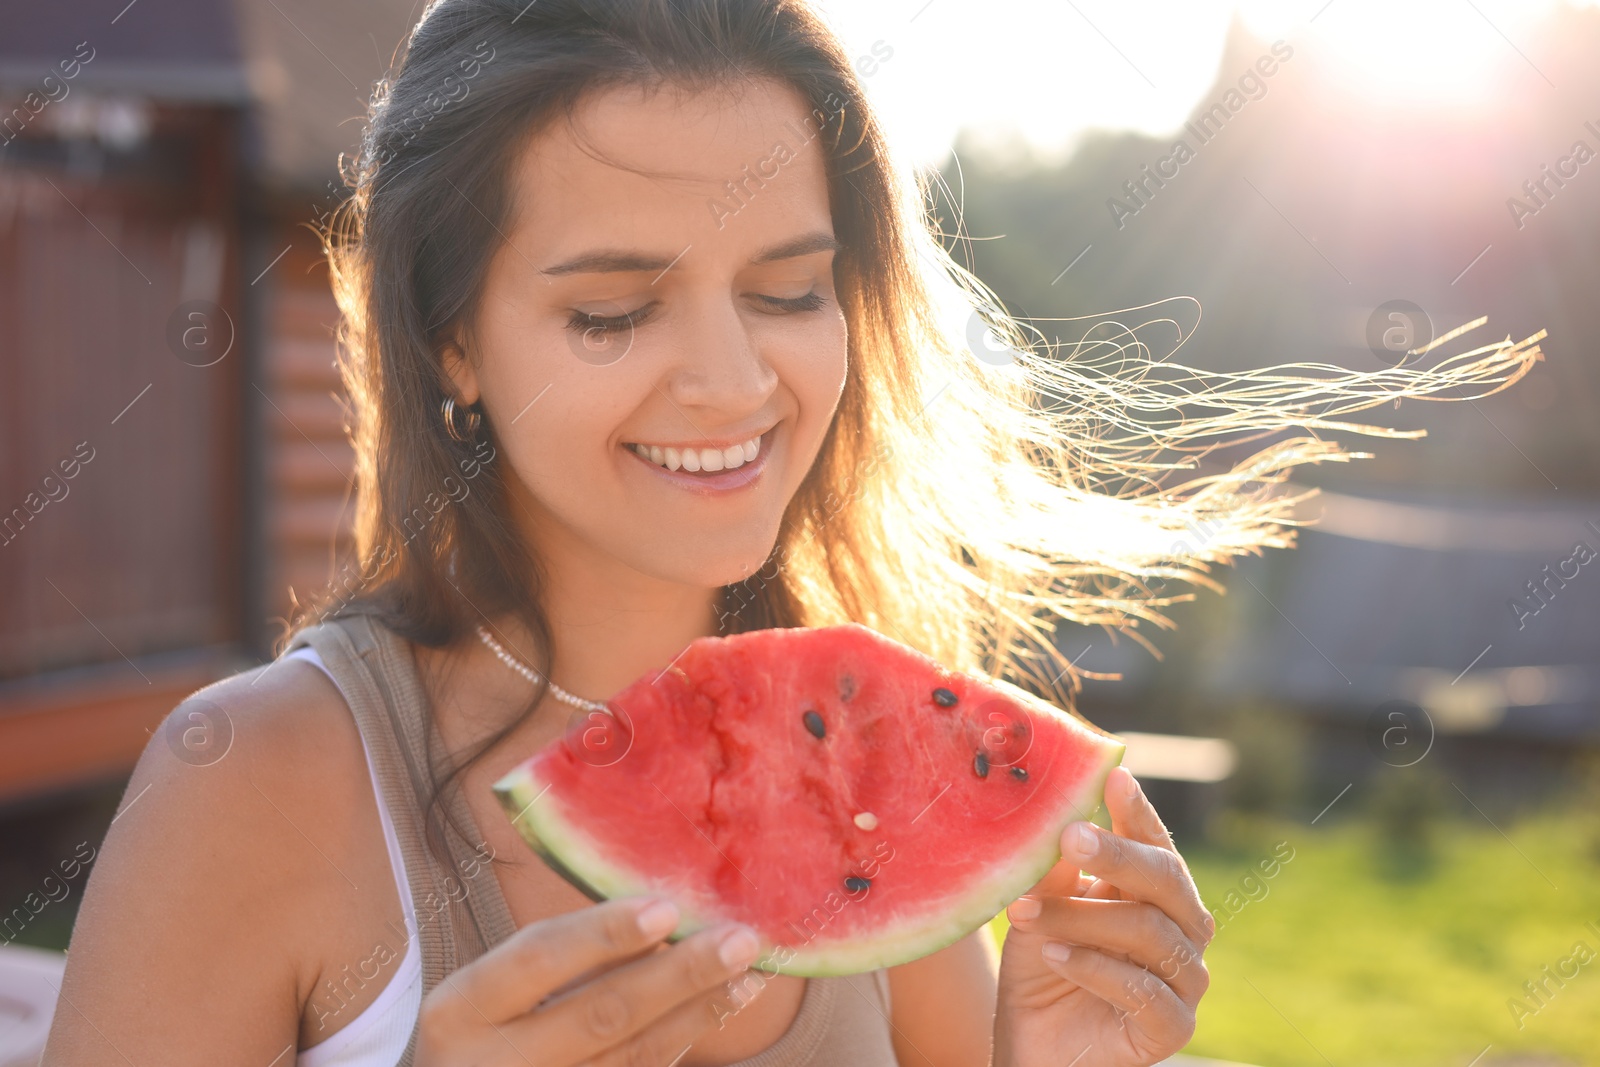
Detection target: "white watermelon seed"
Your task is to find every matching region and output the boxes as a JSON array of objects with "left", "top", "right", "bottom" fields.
[{"left": 853, "top": 811, "right": 879, "bottom": 831}]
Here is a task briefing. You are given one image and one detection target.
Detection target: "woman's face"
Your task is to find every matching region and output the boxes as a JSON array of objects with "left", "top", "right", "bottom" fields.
[{"left": 448, "top": 77, "right": 849, "bottom": 592}]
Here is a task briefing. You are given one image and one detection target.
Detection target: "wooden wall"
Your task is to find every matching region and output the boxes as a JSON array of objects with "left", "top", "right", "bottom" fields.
[
  {"left": 0, "top": 107, "right": 253, "bottom": 801},
  {"left": 0, "top": 108, "right": 356, "bottom": 803},
  {"left": 257, "top": 232, "right": 355, "bottom": 644}
]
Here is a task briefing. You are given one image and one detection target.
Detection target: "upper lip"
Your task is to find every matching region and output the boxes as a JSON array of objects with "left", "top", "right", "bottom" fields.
[{"left": 622, "top": 424, "right": 775, "bottom": 451}]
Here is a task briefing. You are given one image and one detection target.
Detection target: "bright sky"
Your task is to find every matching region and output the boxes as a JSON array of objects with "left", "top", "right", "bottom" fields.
[{"left": 810, "top": 0, "right": 1594, "bottom": 168}]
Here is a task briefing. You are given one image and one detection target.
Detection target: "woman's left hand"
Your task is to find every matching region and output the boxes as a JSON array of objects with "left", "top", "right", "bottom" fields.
[{"left": 991, "top": 766, "right": 1214, "bottom": 1067}]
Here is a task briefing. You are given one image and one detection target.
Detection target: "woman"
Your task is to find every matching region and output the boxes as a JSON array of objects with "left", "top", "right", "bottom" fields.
[{"left": 44, "top": 1, "right": 1539, "bottom": 1064}]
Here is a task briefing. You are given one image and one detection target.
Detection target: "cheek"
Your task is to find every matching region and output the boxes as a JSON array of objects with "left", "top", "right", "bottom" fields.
[
  {"left": 471, "top": 289, "right": 636, "bottom": 439},
  {"left": 469, "top": 324, "right": 641, "bottom": 499},
  {"left": 495, "top": 370, "right": 643, "bottom": 494},
  {"left": 777, "top": 310, "right": 850, "bottom": 435}
]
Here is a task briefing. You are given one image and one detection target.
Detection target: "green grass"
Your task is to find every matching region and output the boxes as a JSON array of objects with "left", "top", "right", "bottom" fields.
[{"left": 985, "top": 809, "right": 1600, "bottom": 1067}]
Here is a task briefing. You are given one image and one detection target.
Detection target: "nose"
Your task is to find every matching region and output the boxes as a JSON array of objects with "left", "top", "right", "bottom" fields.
[{"left": 659, "top": 294, "right": 779, "bottom": 419}]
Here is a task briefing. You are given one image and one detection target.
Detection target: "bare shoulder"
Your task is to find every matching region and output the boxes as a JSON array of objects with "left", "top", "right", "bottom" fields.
[
  {"left": 152, "top": 655, "right": 370, "bottom": 817},
  {"left": 43, "top": 656, "right": 379, "bottom": 1064}
]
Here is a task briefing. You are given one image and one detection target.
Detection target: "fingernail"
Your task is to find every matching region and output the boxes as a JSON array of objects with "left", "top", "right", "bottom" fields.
[
  {"left": 1041, "top": 941, "right": 1072, "bottom": 964},
  {"left": 718, "top": 926, "right": 761, "bottom": 968},
  {"left": 636, "top": 899, "right": 679, "bottom": 939},
  {"left": 1008, "top": 896, "right": 1042, "bottom": 922},
  {"left": 1071, "top": 822, "right": 1099, "bottom": 858},
  {"left": 1126, "top": 771, "right": 1140, "bottom": 799}
]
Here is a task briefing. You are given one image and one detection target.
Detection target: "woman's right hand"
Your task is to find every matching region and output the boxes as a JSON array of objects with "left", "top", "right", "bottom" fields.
[{"left": 414, "top": 896, "right": 765, "bottom": 1066}]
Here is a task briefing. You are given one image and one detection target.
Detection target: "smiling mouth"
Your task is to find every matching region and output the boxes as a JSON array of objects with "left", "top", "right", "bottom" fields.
[{"left": 624, "top": 432, "right": 765, "bottom": 473}]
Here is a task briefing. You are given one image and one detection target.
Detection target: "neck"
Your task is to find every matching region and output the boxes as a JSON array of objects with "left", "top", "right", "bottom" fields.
[{"left": 506, "top": 504, "right": 721, "bottom": 703}]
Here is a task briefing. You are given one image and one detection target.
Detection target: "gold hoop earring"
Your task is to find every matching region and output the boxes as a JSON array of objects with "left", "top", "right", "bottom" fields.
[{"left": 441, "top": 396, "right": 482, "bottom": 443}]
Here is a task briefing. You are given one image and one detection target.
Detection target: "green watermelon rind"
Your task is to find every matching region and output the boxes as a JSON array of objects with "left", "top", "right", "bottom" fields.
[
  {"left": 492, "top": 770, "right": 729, "bottom": 936},
  {"left": 491, "top": 681, "right": 1125, "bottom": 978}
]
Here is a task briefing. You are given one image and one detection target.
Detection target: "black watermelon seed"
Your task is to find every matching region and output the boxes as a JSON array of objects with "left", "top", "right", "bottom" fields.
[
  {"left": 803, "top": 710, "right": 826, "bottom": 739},
  {"left": 844, "top": 875, "right": 871, "bottom": 893},
  {"left": 838, "top": 674, "right": 857, "bottom": 702},
  {"left": 973, "top": 751, "right": 990, "bottom": 778},
  {"left": 1010, "top": 766, "right": 1028, "bottom": 781},
  {"left": 932, "top": 687, "right": 958, "bottom": 707}
]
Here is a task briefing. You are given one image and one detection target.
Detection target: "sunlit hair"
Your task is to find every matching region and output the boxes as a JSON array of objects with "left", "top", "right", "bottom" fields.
[{"left": 305, "top": 0, "right": 1542, "bottom": 857}]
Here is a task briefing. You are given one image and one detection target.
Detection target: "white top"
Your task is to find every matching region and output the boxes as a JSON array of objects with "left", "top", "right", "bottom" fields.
[{"left": 287, "top": 645, "right": 424, "bottom": 1067}]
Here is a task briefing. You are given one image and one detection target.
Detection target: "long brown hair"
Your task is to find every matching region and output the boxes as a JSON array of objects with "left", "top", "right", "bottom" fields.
[{"left": 306, "top": 0, "right": 1542, "bottom": 864}]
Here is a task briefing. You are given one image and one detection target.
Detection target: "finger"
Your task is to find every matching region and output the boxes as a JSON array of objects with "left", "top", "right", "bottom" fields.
[
  {"left": 440, "top": 896, "right": 685, "bottom": 1022},
  {"left": 542, "top": 940, "right": 670, "bottom": 1004},
  {"left": 1078, "top": 875, "right": 1120, "bottom": 901},
  {"left": 1106, "top": 767, "right": 1175, "bottom": 851},
  {"left": 1038, "top": 942, "right": 1196, "bottom": 1051},
  {"left": 1043, "top": 768, "right": 1158, "bottom": 904},
  {"left": 1060, "top": 820, "right": 1214, "bottom": 948},
  {"left": 1005, "top": 896, "right": 1208, "bottom": 1004},
  {"left": 1024, "top": 853, "right": 1085, "bottom": 899},
  {"left": 530, "top": 921, "right": 763, "bottom": 1063},
  {"left": 585, "top": 970, "right": 771, "bottom": 1067},
  {"left": 1113, "top": 771, "right": 1217, "bottom": 943},
  {"left": 1070, "top": 770, "right": 1170, "bottom": 905}
]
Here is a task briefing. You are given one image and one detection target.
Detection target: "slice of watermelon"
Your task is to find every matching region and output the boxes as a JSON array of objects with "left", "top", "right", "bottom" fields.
[{"left": 492, "top": 623, "right": 1124, "bottom": 976}]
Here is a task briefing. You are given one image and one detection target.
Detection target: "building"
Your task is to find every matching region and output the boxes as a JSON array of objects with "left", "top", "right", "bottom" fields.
[{"left": 0, "top": 0, "right": 415, "bottom": 806}]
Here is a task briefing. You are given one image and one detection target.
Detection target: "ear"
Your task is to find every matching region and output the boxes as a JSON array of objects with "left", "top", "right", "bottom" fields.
[{"left": 440, "top": 336, "right": 481, "bottom": 406}]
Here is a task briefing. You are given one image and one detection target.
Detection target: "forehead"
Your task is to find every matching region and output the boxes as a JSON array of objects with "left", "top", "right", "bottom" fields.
[{"left": 510, "top": 77, "right": 835, "bottom": 258}]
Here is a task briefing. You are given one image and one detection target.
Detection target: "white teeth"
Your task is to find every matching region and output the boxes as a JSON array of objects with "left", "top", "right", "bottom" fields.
[{"left": 628, "top": 433, "right": 764, "bottom": 474}]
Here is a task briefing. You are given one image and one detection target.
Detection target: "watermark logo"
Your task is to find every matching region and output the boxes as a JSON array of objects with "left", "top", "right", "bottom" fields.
[
  {"left": 0, "top": 441, "right": 95, "bottom": 549},
  {"left": 566, "top": 299, "right": 636, "bottom": 367},
  {"left": 966, "top": 308, "right": 1023, "bottom": 366},
  {"left": 1364, "top": 699, "right": 1434, "bottom": 768},
  {"left": 564, "top": 704, "right": 634, "bottom": 767},
  {"left": 0, "top": 841, "right": 97, "bottom": 947},
  {"left": 1366, "top": 300, "right": 1432, "bottom": 367},
  {"left": 0, "top": 40, "right": 95, "bottom": 147},
  {"left": 1509, "top": 522, "right": 1599, "bottom": 630},
  {"left": 1506, "top": 120, "right": 1600, "bottom": 231},
  {"left": 166, "top": 300, "right": 235, "bottom": 367},
  {"left": 1506, "top": 923, "right": 1600, "bottom": 1031},
  {"left": 163, "top": 697, "right": 234, "bottom": 767},
  {"left": 972, "top": 698, "right": 1034, "bottom": 767},
  {"left": 1211, "top": 840, "right": 1295, "bottom": 934},
  {"left": 1108, "top": 41, "right": 1294, "bottom": 230}
]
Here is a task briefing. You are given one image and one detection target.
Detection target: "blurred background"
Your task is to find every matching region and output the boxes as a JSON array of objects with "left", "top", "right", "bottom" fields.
[{"left": 1, "top": 0, "right": 1597, "bottom": 1064}]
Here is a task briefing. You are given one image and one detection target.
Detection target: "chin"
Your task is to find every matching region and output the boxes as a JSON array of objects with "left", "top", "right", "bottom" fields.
[{"left": 626, "top": 531, "right": 783, "bottom": 592}]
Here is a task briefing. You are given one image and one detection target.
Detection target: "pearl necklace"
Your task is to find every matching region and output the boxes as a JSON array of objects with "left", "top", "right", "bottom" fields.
[{"left": 475, "top": 625, "right": 611, "bottom": 714}]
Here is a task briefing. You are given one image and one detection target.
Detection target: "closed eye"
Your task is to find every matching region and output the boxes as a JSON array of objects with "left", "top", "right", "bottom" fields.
[
  {"left": 565, "top": 291, "right": 828, "bottom": 336},
  {"left": 756, "top": 290, "right": 828, "bottom": 314},
  {"left": 566, "top": 304, "right": 653, "bottom": 335}
]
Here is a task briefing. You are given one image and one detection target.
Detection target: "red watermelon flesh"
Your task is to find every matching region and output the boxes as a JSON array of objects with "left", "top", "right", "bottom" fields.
[{"left": 493, "top": 623, "right": 1124, "bottom": 976}]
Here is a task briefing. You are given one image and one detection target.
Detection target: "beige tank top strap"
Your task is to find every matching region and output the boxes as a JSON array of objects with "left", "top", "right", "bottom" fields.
[{"left": 286, "top": 613, "right": 520, "bottom": 1065}]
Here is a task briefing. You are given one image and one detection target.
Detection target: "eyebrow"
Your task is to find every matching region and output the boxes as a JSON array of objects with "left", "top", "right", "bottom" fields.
[{"left": 540, "top": 231, "right": 843, "bottom": 276}]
